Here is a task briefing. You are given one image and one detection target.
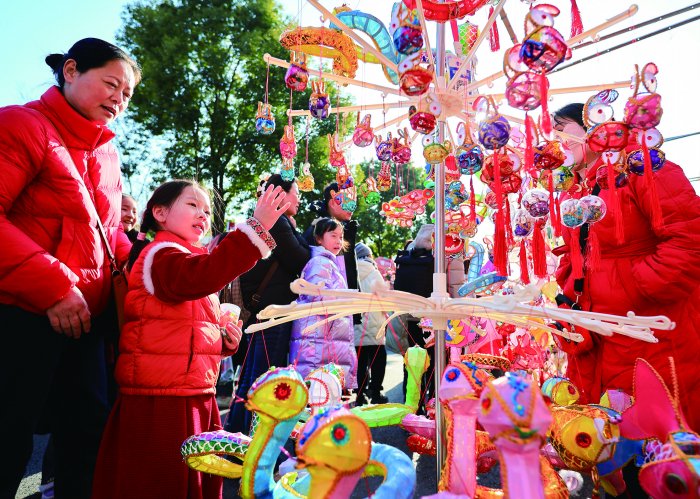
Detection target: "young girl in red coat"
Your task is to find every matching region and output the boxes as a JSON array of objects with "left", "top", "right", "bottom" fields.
[{"left": 92, "top": 180, "right": 289, "bottom": 499}]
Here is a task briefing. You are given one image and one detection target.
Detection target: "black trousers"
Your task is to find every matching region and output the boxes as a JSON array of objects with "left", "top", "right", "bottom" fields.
[
  {"left": 355, "top": 345, "right": 387, "bottom": 397},
  {"left": 0, "top": 305, "right": 111, "bottom": 499}
]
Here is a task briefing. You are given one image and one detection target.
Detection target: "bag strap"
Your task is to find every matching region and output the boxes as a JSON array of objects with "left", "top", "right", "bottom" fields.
[
  {"left": 34, "top": 109, "right": 120, "bottom": 274},
  {"left": 573, "top": 183, "right": 601, "bottom": 294},
  {"left": 249, "top": 261, "right": 280, "bottom": 309}
]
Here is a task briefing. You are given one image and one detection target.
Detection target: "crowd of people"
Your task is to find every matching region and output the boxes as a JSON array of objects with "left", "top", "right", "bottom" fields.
[{"left": 2, "top": 36, "right": 699, "bottom": 499}]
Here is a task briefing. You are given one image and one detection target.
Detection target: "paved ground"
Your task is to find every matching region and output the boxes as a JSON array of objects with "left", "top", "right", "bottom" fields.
[{"left": 17, "top": 352, "right": 593, "bottom": 498}]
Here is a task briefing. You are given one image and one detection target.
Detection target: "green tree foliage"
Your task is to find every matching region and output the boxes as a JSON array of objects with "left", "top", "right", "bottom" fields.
[{"left": 117, "top": 0, "right": 352, "bottom": 232}]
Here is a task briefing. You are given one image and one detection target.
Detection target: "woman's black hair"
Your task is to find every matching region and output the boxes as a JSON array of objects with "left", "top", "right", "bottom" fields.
[
  {"left": 552, "top": 103, "right": 585, "bottom": 129},
  {"left": 264, "top": 173, "right": 296, "bottom": 193},
  {"left": 127, "top": 180, "right": 202, "bottom": 270},
  {"left": 308, "top": 182, "right": 339, "bottom": 216},
  {"left": 45, "top": 38, "right": 142, "bottom": 89}
]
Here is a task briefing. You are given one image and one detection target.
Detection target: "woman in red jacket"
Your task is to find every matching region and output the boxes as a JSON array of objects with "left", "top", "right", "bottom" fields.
[
  {"left": 91, "top": 180, "right": 288, "bottom": 499},
  {"left": 0, "top": 38, "right": 140, "bottom": 498},
  {"left": 552, "top": 103, "right": 700, "bottom": 431}
]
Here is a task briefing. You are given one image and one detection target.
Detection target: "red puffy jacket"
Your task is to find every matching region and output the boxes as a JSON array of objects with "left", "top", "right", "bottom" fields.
[
  {"left": 556, "top": 154, "right": 700, "bottom": 431},
  {"left": 0, "top": 86, "right": 131, "bottom": 314}
]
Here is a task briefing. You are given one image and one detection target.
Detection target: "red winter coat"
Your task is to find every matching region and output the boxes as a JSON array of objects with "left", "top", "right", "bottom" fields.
[
  {"left": 555, "top": 154, "right": 700, "bottom": 431},
  {"left": 117, "top": 229, "right": 268, "bottom": 397},
  {"left": 0, "top": 86, "right": 131, "bottom": 314}
]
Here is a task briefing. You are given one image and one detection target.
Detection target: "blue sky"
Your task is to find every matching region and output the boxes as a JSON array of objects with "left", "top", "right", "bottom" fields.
[{"left": 2, "top": 0, "right": 699, "bottom": 188}]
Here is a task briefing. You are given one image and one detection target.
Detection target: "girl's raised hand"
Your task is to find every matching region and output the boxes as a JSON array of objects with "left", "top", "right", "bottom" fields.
[{"left": 253, "top": 185, "right": 291, "bottom": 230}]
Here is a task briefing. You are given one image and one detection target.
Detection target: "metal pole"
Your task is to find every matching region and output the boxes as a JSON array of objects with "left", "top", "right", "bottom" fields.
[{"left": 433, "top": 17, "right": 448, "bottom": 485}]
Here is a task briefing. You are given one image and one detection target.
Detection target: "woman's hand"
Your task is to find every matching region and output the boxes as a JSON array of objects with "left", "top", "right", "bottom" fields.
[
  {"left": 221, "top": 319, "right": 243, "bottom": 356},
  {"left": 46, "top": 287, "right": 91, "bottom": 339},
  {"left": 253, "top": 185, "right": 291, "bottom": 230}
]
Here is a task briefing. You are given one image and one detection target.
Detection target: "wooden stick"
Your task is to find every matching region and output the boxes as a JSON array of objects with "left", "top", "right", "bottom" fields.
[
  {"left": 307, "top": 0, "right": 399, "bottom": 73},
  {"left": 263, "top": 53, "right": 401, "bottom": 96},
  {"left": 484, "top": 80, "right": 632, "bottom": 101},
  {"left": 339, "top": 113, "right": 408, "bottom": 148},
  {"left": 464, "top": 4, "right": 639, "bottom": 93},
  {"left": 447, "top": 0, "right": 509, "bottom": 92},
  {"left": 287, "top": 100, "right": 413, "bottom": 117},
  {"left": 415, "top": 0, "right": 441, "bottom": 89}
]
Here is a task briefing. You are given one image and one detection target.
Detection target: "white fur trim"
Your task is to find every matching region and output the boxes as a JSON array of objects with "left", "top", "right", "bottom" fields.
[
  {"left": 142, "top": 242, "right": 190, "bottom": 295},
  {"left": 236, "top": 222, "right": 272, "bottom": 259}
]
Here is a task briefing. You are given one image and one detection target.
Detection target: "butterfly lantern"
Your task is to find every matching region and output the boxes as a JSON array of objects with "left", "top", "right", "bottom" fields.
[{"left": 255, "top": 102, "right": 275, "bottom": 135}]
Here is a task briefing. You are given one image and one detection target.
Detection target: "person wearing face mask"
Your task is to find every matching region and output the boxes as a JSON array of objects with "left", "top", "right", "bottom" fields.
[
  {"left": 551, "top": 103, "right": 700, "bottom": 432},
  {"left": 0, "top": 38, "right": 140, "bottom": 498},
  {"left": 224, "top": 174, "right": 311, "bottom": 434}
]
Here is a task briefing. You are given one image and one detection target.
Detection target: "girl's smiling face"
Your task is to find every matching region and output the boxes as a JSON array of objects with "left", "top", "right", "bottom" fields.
[
  {"left": 317, "top": 226, "right": 344, "bottom": 256},
  {"left": 153, "top": 185, "right": 211, "bottom": 244}
]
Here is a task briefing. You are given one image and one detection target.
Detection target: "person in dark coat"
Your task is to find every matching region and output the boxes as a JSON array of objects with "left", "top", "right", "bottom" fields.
[
  {"left": 392, "top": 224, "right": 435, "bottom": 413},
  {"left": 225, "top": 174, "right": 310, "bottom": 434},
  {"left": 302, "top": 182, "right": 360, "bottom": 324}
]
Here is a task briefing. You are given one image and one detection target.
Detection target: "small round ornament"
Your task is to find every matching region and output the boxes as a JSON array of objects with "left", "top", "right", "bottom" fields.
[
  {"left": 560, "top": 199, "right": 585, "bottom": 228},
  {"left": 579, "top": 195, "right": 607, "bottom": 224},
  {"left": 521, "top": 188, "right": 550, "bottom": 218}
]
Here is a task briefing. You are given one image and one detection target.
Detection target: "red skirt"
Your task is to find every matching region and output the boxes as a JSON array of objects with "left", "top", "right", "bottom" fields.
[{"left": 92, "top": 393, "right": 223, "bottom": 499}]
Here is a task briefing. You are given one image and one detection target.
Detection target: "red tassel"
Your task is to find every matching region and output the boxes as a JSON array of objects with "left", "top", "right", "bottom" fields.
[
  {"left": 547, "top": 172, "right": 561, "bottom": 237},
  {"left": 605, "top": 157, "right": 625, "bottom": 244},
  {"left": 570, "top": 0, "right": 584, "bottom": 37},
  {"left": 469, "top": 176, "right": 476, "bottom": 224},
  {"left": 492, "top": 149, "right": 508, "bottom": 277},
  {"left": 531, "top": 220, "right": 548, "bottom": 278},
  {"left": 570, "top": 227, "right": 584, "bottom": 280},
  {"left": 525, "top": 114, "right": 535, "bottom": 177},
  {"left": 641, "top": 138, "right": 664, "bottom": 231},
  {"left": 505, "top": 199, "right": 514, "bottom": 248},
  {"left": 519, "top": 239, "right": 530, "bottom": 284},
  {"left": 586, "top": 229, "right": 601, "bottom": 271},
  {"left": 539, "top": 74, "right": 552, "bottom": 135},
  {"left": 488, "top": 6, "right": 500, "bottom": 52}
]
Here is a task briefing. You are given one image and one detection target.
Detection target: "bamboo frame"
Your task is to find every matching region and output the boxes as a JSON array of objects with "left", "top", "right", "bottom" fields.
[
  {"left": 415, "top": 0, "right": 441, "bottom": 89},
  {"left": 287, "top": 100, "right": 412, "bottom": 117}
]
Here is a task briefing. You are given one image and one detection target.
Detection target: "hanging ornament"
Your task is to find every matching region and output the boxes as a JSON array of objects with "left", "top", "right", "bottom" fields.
[
  {"left": 281, "top": 158, "right": 295, "bottom": 182},
  {"left": 391, "top": 128, "right": 412, "bottom": 165},
  {"left": 474, "top": 96, "right": 511, "bottom": 150},
  {"left": 298, "top": 162, "right": 315, "bottom": 192},
  {"left": 398, "top": 50, "right": 434, "bottom": 96},
  {"left": 595, "top": 151, "right": 628, "bottom": 190},
  {"left": 624, "top": 63, "right": 662, "bottom": 130},
  {"left": 455, "top": 121, "right": 484, "bottom": 175},
  {"left": 352, "top": 114, "right": 375, "bottom": 147},
  {"left": 255, "top": 102, "right": 275, "bottom": 135},
  {"left": 374, "top": 133, "right": 393, "bottom": 162},
  {"left": 521, "top": 188, "right": 550, "bottom": 219},
  {"left": 284, "top": 52, "right": 309, "bottom": 92},
  {"left": 539, "top": 167, "right": 574, "bottom": 192},
  {"left": 584, "top": 90, "right": 629, "bottom": 153},
  {"left": 445, "top": 181, "right": 468, "bottom": 211},
  {"left": 359, "top": 176, "right": 381, "bottom": 205},
  {"left": 279, "top": 125, "right": 297, "bottom": 160},
  {"left": 377, "top": 161, "right": 393, "bottom": 192},
  {"left": 328, "top": 133, "right": 347, "bottom": 167},
  {"left": 422, "top": 133, "right": 453, "bottom": 165},
  {"left": 309, "top": 80, "right": 330, "bottom": 119},
  {"left": 512, "top": 208, "right": 535, "bottom": 238},
  {"left": 331, "top": 185, "right": 357, "bottom": 213},
  {"left": 626, "top": 129, "right": 666, "bottom": 175},
  {"left": 390, "top": 1, "right": 424, "bottom": 55},
  {"left": 255, "top": 61, "right": 275, "bottom": 135},
  {"left": 408, "top": 93, "right": 441, "bottom": 134},
  {"left": 521, "top": 5, "right": 571, "bottom": 73}
]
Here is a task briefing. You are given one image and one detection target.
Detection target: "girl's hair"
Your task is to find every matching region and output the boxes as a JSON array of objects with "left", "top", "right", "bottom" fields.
[
  {"left": 308, "top": 182, "right": 339, "bottom": 216},
  {"left": 552, "top": 103, "right": 585, "bottom": 129},
  {"left": 264, "top": 173, "right": 296, "bottom": 193},
  {"left": 122, "top": 193, "right": 136, "bottom": 205},
  {"left": 313, "top": 217, "right": 349, "bottom": 251},
  {"left": 45, "top": 38, "right": 142, "bottom": 89},
  {"left": 127, "top": 180, "right": 204, "bottom": 270}
]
